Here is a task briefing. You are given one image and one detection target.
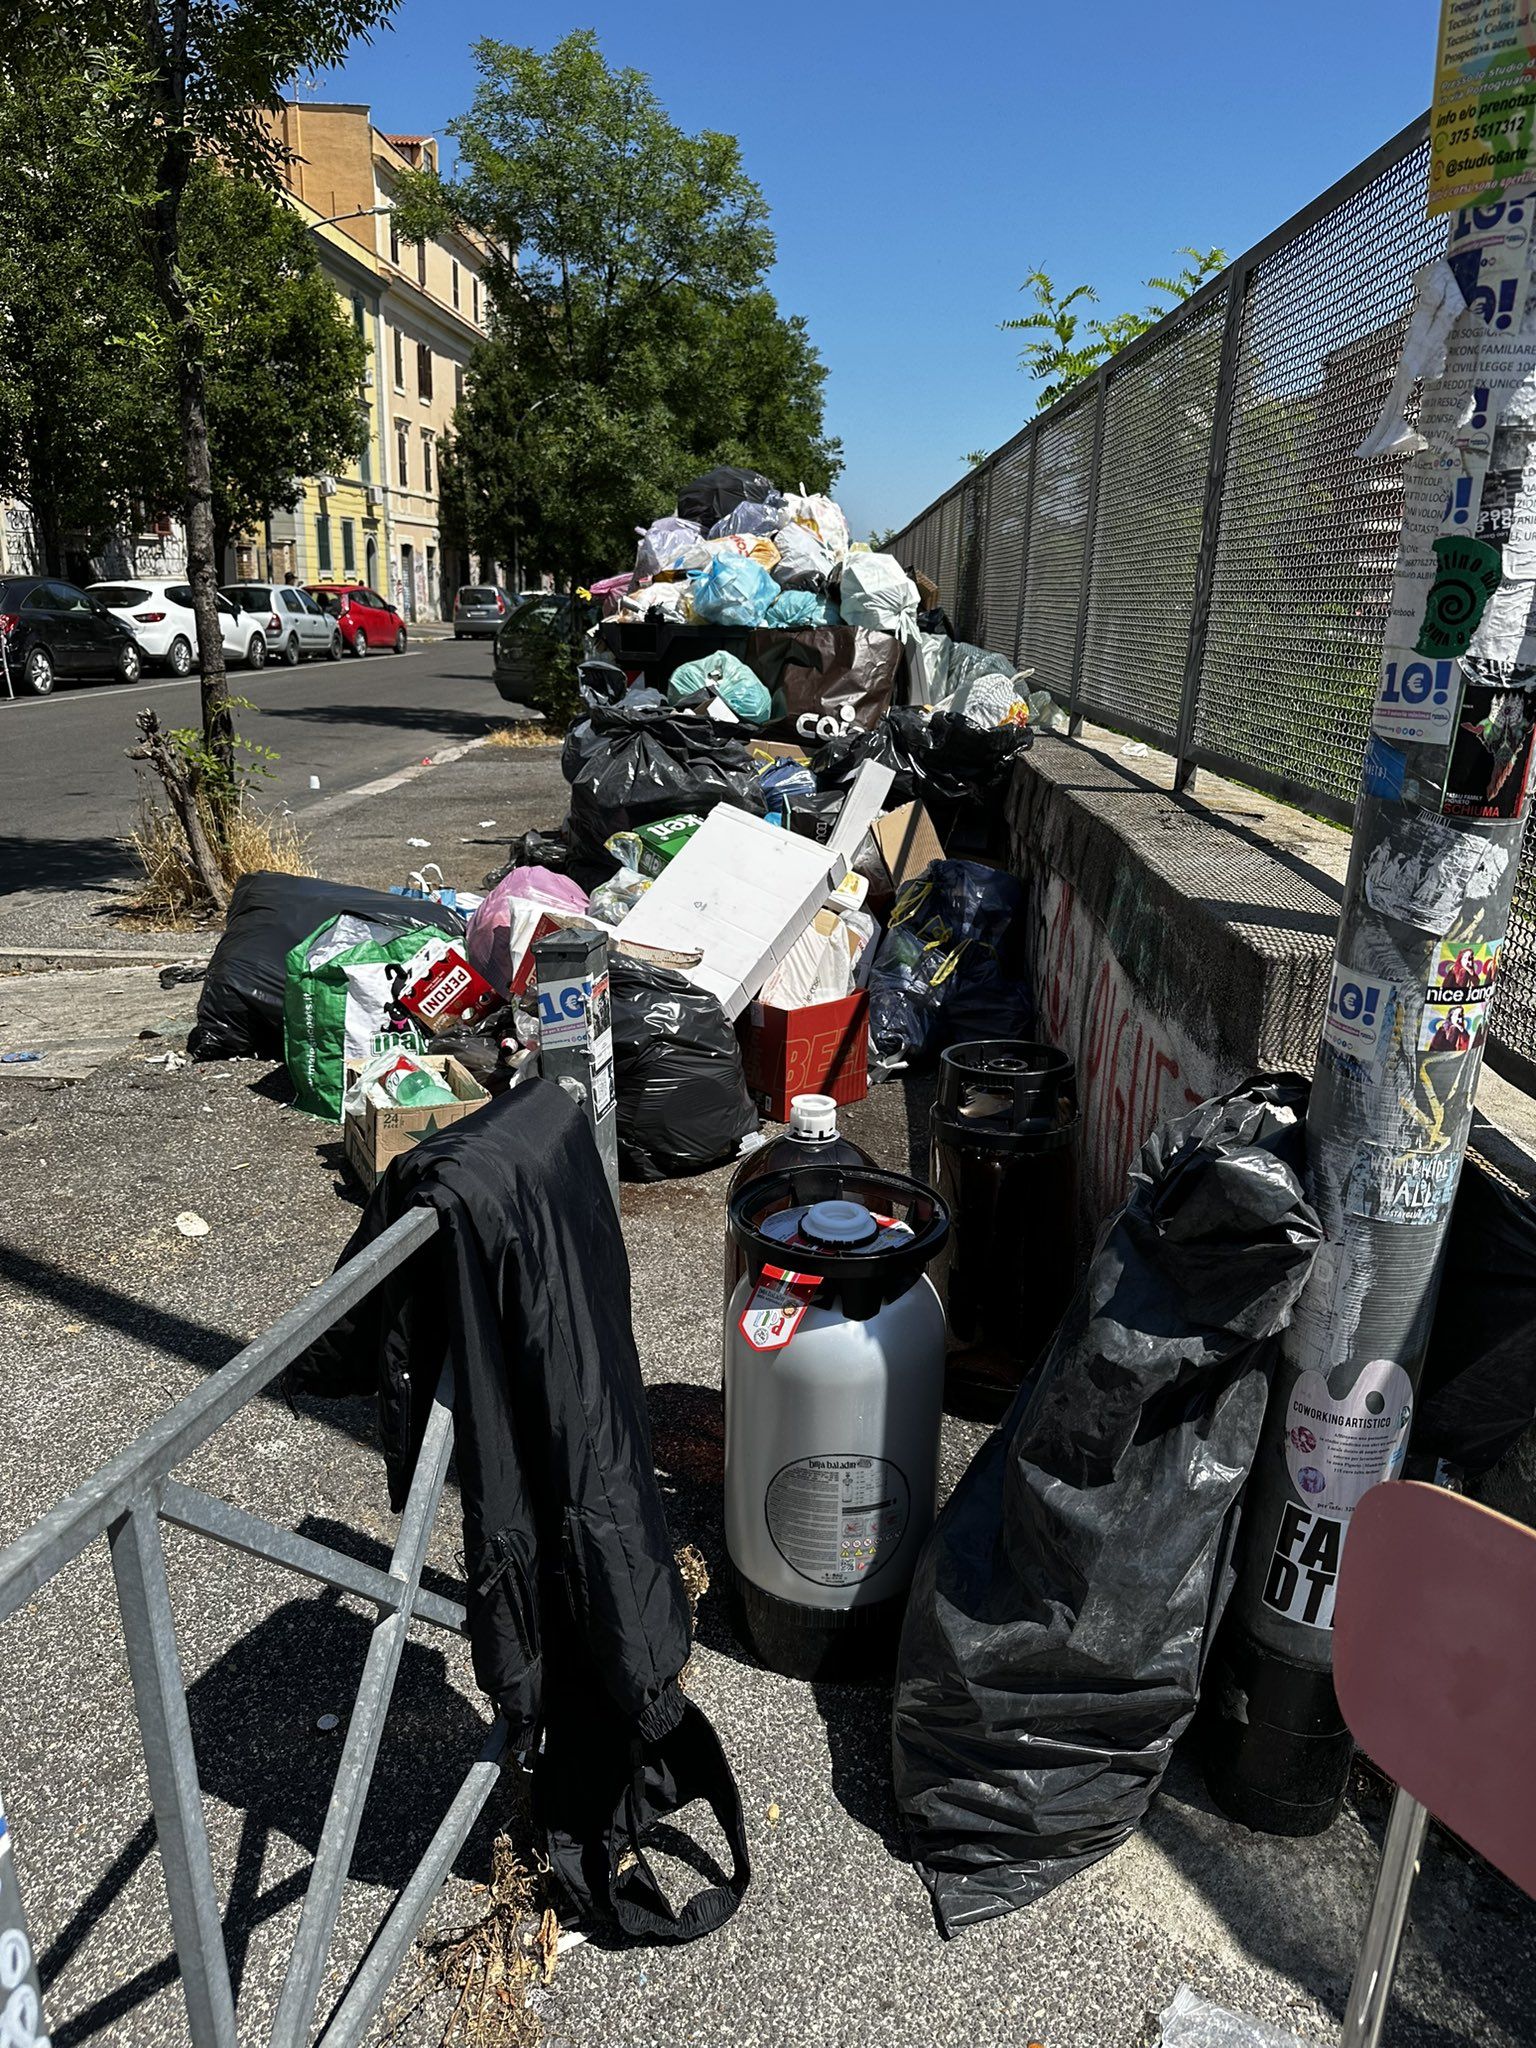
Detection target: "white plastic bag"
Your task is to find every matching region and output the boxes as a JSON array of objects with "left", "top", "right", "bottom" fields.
[
  {"left": 634, "top": 515, "right": 701, "bottom": 578},
  {"left": 771, "top": 520, "right": 835, "bottom": 592},
  {"left": 839, "top": 553, "right": 930, "bottom": 700},
  {"left": 1158, "top": 1986, "right": 1322, "bottom": 2048},
  {"left": 781, "top": 491, "right": 851, "bottom": 564}
]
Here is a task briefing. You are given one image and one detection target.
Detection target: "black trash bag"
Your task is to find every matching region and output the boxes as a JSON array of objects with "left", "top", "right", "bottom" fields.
[
  {"left": 811, "top": 709, "right": 1030, "bottom": 819},
  {"left": 578, "top": 657, "right": 630, "bottom": 708},
  {"left": 189, "top": 872, "right": 465, "bottom": 1062},
  {"left": 427, "top": 1003, "right": 526, "bottom": 1098},
  {"left": 866, "top": 861, "right": 1031, "bottom": 1069},
  {"left": 1415, "top": 1154, "right": 1536, "bottom": 1475},
  {"left": 561, "top": 705, "right": 766, "bottom": 865},
  {"left": 809, "top": 717, "right": 923, "bottom": 808},
  {"left": 482, "top": 827, "right": 573, "bottom": 891},
  {"left": 892, "top": 1079, "right": 1322, "bottom": 1934},
  {"left": 609, "top": 956, "right": 757, "bottom": 1180},
  {"left": 676, "top": 466, "right": 778, "bottom": 531}
]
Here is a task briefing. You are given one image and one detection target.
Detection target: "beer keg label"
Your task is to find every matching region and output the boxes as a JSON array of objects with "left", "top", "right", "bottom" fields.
[{"left": 765, "top": 1456, "right": 910, "bottom": 1587}]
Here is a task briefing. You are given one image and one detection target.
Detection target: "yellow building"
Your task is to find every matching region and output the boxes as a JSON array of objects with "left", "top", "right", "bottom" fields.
[{"left": 265, "top": 101, "right": 498, "bottom": 620}]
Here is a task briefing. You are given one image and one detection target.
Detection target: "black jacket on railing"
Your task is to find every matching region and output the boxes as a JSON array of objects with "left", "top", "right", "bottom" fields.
[{"left": 289, "top": 1079, "right": 748, "bottom": 1944}]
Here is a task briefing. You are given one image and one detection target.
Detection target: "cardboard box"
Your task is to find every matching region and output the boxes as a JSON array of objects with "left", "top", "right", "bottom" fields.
[
  {"left": 343, "top": 1054, "right": 489, "bottom": 1192},
  {"left": 613, "top": 806, "right": 846, "bottom": 1019},
  {"left": 396, "top": 946, "right": 502, "bottom": 1033},
  {"left": 869, "top": 802, "right": 944, "bottom": 894},
  {"left": 738, "top": 990, "right": 869, "bottom": 1122}
]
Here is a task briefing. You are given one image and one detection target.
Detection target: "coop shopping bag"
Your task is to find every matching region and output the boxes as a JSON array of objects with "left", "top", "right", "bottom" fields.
[{"left": 283, "top": 915, "right": 444, "bottom": 1120}]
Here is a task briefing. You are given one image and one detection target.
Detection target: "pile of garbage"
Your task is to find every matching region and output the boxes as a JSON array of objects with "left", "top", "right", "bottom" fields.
[{"left": 187, "top": 461, "right": 1054, "bottom": 1183}]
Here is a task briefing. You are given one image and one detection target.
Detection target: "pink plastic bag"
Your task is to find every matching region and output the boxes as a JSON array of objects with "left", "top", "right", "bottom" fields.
[{"left": 467, "top": 866, "right": 590, "bottom": 996}]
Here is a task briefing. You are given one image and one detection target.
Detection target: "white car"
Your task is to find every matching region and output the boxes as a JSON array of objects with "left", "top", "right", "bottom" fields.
[
  {"left": 88, "top": 578, "right": 271, "bottom": 675},
  {"left": 220, "top": 582, "right": 343, "bottom": 665}
]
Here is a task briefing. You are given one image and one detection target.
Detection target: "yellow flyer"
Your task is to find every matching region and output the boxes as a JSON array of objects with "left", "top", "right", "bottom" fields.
[{"left": 1430, "top": 1, "right": 1536, "bottom": 215}]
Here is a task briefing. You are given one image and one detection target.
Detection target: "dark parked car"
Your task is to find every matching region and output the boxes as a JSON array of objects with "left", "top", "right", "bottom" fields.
[
  {"left": 0, "top": 577, "right": 142, "bottom": 696},
  {"left": 492, "top": 594, "right": 597, "bottom": 710},
  {"left": 452, "top": 585, "right": 512, "bottom": 638}
]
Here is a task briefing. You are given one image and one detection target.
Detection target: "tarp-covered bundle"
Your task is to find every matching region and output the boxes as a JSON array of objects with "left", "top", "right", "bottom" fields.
[{"left": 892, "top": 1080, "right": 1322, "bottom": 1933}]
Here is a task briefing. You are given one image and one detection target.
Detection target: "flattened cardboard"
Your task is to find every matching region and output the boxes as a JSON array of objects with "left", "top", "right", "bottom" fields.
[
  {"left": 613, "top": 805, "right": 847, "bottom": 1018},
  {"left": 826, "top": 759, "right": 896, "bottom": 865},
  {"left": 871, "top": 802, "right": 945, "bottom": 892}
]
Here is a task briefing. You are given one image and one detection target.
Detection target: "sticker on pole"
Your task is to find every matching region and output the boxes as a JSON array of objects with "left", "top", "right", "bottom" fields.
[
  {"left": 1345, "top": 1138, "right": 1459, "bottom": 1224},
  {"left": 1262, "top": 1502, "right": 1346, "bottom": 1630},
  {"left": 1440, "top": 684, "right": 1536, "bottom": 819},
  {"left": 1284, "top": 1360, "right": 1414, "bottom": 1518},
  {"left": 1420, "top": 936, "right": 1502, "bottom": 1054},
  {"left": 738, "top": 1265, "right": 819, "bottom": 1351},
  {"left": 1414, "top": 536, "right": 1503, "bottom": 657},
  {"left": 765, "top": 1455, "right": 910, "bottom": 1586},
  {"left": 1321, "top": 963, "right": 1395, "bottom": 1063},
  {"left": 1370, "top": 655, "right": 1461, "bottom": 745}
]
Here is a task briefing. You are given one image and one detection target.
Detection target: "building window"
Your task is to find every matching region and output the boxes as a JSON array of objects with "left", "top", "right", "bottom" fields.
[
  {"left": 342, "top": 518, "right": 357, "bottom": 572},
  {"left": 455, "top": 363, "right": 465, "bottom": 407},
  {"left": 422, "top": 431, "right": 434, "bottom": 495},
  {"left": 389, "top": 217, "right": 401, "bottom": 267},
  {"left": 396, "top": 423, "right": 409, "bottom": 490},
  {"left": 472, "top": 276, "right": 480, "bottom": 324},
  {"left": 392, "top": 328, "right": 405, "bottom": 389},
  {"left": 360, "top": 434, "right": 371, "bottom": 484},
  {"left": 315, "top": 512, "right": 332, "bottom": 573},
  {"left": 416, "top": 343, "right": 434, "bottom": 400},
  {"left": 416, "top": 240, "right": 427, "bottom": 286},
  {"left": 451, "top": 259, "right": 460, "bottom": 309},
  {"left": 352, "top": 292, "right": 365, "bottom": 336}
]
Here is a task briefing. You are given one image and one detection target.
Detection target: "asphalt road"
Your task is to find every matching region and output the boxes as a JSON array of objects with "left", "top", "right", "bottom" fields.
[{"left": 0, "top": 629, "right": 513, "bottom": 912}]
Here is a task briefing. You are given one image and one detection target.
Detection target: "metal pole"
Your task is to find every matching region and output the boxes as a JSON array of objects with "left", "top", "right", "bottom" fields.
[
  {"left": 1340, "top": 1788, "right": 1431, "bottom": 2048},
  {"left": 1205, "top": 182, "right": 1536, "bottom": 1830},
  {"left": 0, "top": 1788, "right": 45, "bottom": 2048},
  {"left": 1067, "top": 376, "right": 1108, "bottom": 738}
]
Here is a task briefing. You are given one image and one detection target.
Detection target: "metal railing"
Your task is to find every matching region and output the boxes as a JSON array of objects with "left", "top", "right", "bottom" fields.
[
  {"left": 0, "top": 1204, "right": 507, "bottom": 2048},
  {"left": 888, "top": 111, "right": 1536, "bottom": 1091}
]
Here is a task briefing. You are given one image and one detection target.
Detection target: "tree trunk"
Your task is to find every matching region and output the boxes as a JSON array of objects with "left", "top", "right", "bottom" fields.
[
  {"left": 144, "top": 114, "right": 233, "bottom": 809},
  {"left": 25, "top": 438, "right": 65, "bottom": 577},
  {"left": 128, "top": 709, "right": 230, "bottom": 913}
]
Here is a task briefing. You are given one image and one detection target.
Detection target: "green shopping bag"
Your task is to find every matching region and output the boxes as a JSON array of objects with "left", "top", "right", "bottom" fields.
[{"left": 283, "top": 913, "right": 444, "bottom": 1119}]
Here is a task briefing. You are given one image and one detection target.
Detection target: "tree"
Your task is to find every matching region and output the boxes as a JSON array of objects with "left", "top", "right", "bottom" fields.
[
  {"left": 395, "top": 31, "right": 836, "bottom": 598},
  {"left": 179, "top": 166, "right": 372, "bottom": 566},
  {"left": 1004, "top": 248, "right": 1227, "bottom": 411}
]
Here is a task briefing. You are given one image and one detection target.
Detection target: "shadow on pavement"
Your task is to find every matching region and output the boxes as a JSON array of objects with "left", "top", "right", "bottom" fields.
[
  {"left": 0, "top": 833, "right": 134, "bottom": 899},
  {"left": 260, "top": 703, "right": 504, "bottom": 739},
  {"left": 45, "top": 1547, "right": 495, "bottom": 2046}
]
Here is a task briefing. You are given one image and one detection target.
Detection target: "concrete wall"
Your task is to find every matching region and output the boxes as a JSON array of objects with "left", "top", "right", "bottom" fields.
[{"left": 1007, "top": 727, "right": 1345, "bottom": 1224}]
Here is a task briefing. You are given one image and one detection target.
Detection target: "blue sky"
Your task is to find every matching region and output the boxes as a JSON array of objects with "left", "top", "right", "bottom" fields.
[{"left": 322, "top": 0, "right": 1442, "bottom": 538}]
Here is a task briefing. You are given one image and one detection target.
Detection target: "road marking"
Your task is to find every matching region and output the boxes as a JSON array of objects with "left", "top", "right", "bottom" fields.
[
  {"left": 0, "top": 649, "right": 427, "bottom": 707},
  {"left": 297, "top": 732, "right": 497, "bottom": 820}
]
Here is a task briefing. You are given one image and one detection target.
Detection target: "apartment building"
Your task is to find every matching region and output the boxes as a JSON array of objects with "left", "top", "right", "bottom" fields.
[{"left": 268, "top": 100, "right": 496, "bottom": 619}]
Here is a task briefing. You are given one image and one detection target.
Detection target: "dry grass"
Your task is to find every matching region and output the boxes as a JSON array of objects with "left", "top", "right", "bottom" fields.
[
  {"left": 421, "top": 1835, "right": 555, "bottom": 2048},
  {"left": 484, "top": 721, "right": 559, "bottom": 749},
  {"left": 121, "top": 795, "right": 313, "bottom": 928}
]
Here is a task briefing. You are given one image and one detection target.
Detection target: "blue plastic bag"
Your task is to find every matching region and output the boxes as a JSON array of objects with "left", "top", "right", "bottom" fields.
[
  {"left": 668, "top": 649, "right": 772, "bottom": 723},
  {"left": 763, "top": 588, "right": 841, "bottom": 629},
  {"left": 689, "top": 554, "right": 778, "bottom": 627}
]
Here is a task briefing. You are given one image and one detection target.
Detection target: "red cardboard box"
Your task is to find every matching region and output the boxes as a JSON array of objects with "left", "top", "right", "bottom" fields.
[{"left": 738, "top": 989, "right": 869, "bottom": 1123}]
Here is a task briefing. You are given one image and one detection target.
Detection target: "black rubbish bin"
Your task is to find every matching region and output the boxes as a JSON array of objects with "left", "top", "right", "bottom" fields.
[{"left": 928, "top": 1039, "right": 1078, "bottom": 1418}]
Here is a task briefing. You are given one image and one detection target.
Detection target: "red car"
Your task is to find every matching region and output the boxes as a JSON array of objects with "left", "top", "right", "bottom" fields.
[{"left": 304, "top": 583, "right": 408, "bottom": 657}]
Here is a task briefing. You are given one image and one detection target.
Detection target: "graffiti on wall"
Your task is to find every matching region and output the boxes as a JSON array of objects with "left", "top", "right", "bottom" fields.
[{"left": 1034, "top": 873, "right": 1226, "bottom": 1220}]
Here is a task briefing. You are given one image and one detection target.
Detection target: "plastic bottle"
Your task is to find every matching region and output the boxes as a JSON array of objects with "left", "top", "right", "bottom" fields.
[
  {"left": 386, "top": 1066, "right": 457, "bottom": 1109},
  {"left": 722, "top": 1094, "right": 878, "bottom": 1306}
]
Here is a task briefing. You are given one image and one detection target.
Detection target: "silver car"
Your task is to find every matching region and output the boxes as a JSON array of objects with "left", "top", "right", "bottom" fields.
[
  {"left": 220, "top": 582, "right": 343, "bottom": 665},
  {"left": 452, "top": 585, "right": 511, "bottom": 639}
]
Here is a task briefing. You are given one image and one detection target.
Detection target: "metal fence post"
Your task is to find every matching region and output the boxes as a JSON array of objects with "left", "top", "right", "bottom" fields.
[
  {"left": 1012, "top": 430, "right": 1038, "bottom": 671},
  {"left": 1068, "top": 375, "right": 1109, "bottom": 737},
  {"left": 0, "top": 1788, "right": 45, "bottom": 2048},
  {"left": 1173, "top": 259, "right": 1253, "bottom": 795},
  {"left": 109, "top": 1494, "right": 239, "bottom": 2048}
]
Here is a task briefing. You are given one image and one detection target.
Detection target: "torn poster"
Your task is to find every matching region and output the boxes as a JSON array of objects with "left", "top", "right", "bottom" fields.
[
  {"left": 1356, "top": 259, "right": 1465, "bottom": 460},
  {"left": 1419, "top": 936, "right": 1502, "bottom": 1054},
  {"left": 1322, "top": 963, "right": 1396, "bottom": 1065},
  {"left": 1442, "top": 683, "right": 1536, "bottom": 817},
  {"left": 1345, "top": 1138, "right": 1459, "bottom": 1225},
  {"left": 1430, "top": 2, "right": 1536, "bottom": 216},
  {"left": 1363, "top": 815, "right": 1509, "bottom": 933}
]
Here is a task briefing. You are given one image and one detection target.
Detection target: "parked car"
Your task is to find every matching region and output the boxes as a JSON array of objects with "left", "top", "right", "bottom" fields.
[
  {"left": 0, "top": 576, "right": 142, "bottom": 695},
  {"left": 89, "top": 578, "right": 269, "bottom": 675},
  {"left": 452, "top": 585, "right": 511, "bottom": 639},
  {"left": 304, "top": 582, "right": 408, "bottom": 657},
  {"left": 220, "top": 582, "right": 343, "bottom": 665},
  {"left": 492, "top": 593, "right": 596, "bottom": 709}
]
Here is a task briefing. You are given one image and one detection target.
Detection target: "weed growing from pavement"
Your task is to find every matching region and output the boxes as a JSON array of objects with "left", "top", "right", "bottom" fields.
[
  {"left": 485, "top": 721, "right": 561, "bottom": 748},
  {"left": 123, "top": 794, "right": 313, "bottom": 926}
]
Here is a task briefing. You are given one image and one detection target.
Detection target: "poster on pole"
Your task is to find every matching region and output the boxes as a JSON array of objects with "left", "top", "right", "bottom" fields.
[{"left": 1429, "top": 4, "right": 1536, "bottom": 216}]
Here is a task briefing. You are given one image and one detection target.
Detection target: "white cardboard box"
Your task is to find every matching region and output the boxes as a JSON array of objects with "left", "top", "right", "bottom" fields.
[{"left": 615, "top": 806, "right": 846, "bottom": 1018}]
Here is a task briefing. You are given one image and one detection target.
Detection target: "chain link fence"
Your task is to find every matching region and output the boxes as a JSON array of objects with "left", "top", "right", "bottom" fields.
[{"left": 887, "top": 113, "right": 1536, "bottom": 1091}]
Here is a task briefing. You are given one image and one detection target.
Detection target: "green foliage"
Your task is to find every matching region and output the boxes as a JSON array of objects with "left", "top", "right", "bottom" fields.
[
  {"left": 168, "top": 697, "right": 277, "bottom": 807},
  {"left": 1004, "top": 248, "right": 1227, "bottom": 412},
  {"left": 398, "top": 30, "right": 837, "bottom": 586}
]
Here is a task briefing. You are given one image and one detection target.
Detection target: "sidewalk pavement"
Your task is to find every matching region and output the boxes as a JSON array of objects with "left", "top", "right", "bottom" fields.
[{"left": 1, "top": 742, "right": 1533, "bottom": 2048}]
